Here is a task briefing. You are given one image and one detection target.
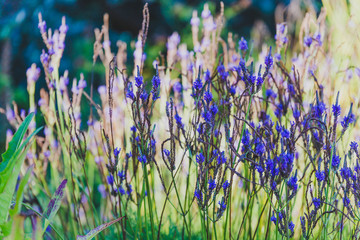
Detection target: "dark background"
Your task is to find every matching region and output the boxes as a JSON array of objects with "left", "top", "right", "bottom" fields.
[{"left": 0, "top": 0, "right": 322, "bottom": 153}]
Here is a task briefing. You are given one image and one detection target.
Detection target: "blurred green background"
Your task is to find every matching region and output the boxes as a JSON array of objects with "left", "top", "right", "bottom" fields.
[{"left": 0, "top": 0, "right": 322, "bottom": 153}]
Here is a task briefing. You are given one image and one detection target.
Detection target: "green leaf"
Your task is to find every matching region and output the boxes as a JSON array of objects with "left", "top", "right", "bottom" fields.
[
  {"left": 42, "top": 179, "right": 67, "bottom": 234},
  {"left": 9, "top": 165, "right": 34, "bottom": 217},
  {"left": 76, "top": 217, "right": 124, "bottom": 240},
  {"left": 0, "top": 112, "right": 34, "bottom": 172},
  {"left": 0, "top": 112, "right": 42, "bottom": 226}
]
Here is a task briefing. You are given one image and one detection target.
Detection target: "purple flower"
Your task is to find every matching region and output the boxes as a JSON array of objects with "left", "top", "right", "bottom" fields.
[
  {"left": 341, "top": 113, "right": 355, "bottom": 129},
  {"left": 315, "top": 170, "right": 325, "bottom": 182},
  {"left": 265, "top": 48, "right": 273, "bottom": 70},
  {"left": 222, "top": 180, "right": 230, "bottom": 191},
  {"left": 239, "top": 37, "right": 248, "bottom": 51},
  {"left": 126, "top": 83, "right": 135, "bottom": 100},
  {"left": 118, "top": 186, "right": 126, "bottom": 195},
  {"left": 313, "top": 198, "right": 321, "bottom": 209},
  {"left": 107, "top": 175, "right": 114, "bottom": 185},
  {"left": 59, "top": 22, "right": 69, "bottom": 34},
  {"left": 163, "top": 149, "right": 170, "bottom": 157},
  {"left": 304, "top": 36, "right": 312, "bottom": 47},
  {"left": 193, "top": 77, "right": 203, "bottom": 91},
  {"left": 332, "top": 104, "right": 341, "bottom": 117},
  {"left": 350, "top": 141, "right": 358, "bottom": 150},
  {"left": 343, "top": 196, "right": 350, "bottom": 207},
  {"left": 152, "top": 74, "right": 161, "bottom": 100},
  {"left": 208, "top": 178, "right": 216, "bottom": 191},
  {"left": 196, "top": 153, "right": 205, "bottom": 164},
  {"left": 331, "top": 155, "right": 341, "bottom": 170},
  {"left": 77, "top": 78, "right": 87, "bottom": 89},
  {"left": 114, "top": 147, "right": 121, "bottom": 158},
  {"left": 271, "top": 214, "right": 277, "bottom": 223},
  {"left": 118, "top": 170, "right": 126, "bottom": 181},
  {"left": 38, "top": 20, "right": 47, "bottom": 34},
  {"left": 288, "top": 221, "right": 295, "bottom": 232},
  {"left": 218, "top": 200, "right": 226, "bottom": 211},
  {"left": 204, "top": 91, "right": 213, "bottom": 103},
  {"left": 173, "top": 82, "right": 182, "bottom": 92},
  {"left": 195, "top": 189, "right": 203, "bottom": 201},
  {"left": 138, "top": 155, "right": 147, "bottom": 164},
  {"left": 340, "top": 166, "right": 352, "bottom": 180},
  {"left": 287, "top": 171, "right": 298, "bottom": 191}
]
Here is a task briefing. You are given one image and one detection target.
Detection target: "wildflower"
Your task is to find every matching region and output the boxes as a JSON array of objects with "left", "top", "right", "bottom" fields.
[
  {"left": 196, "top": 153, "right": 205, "bottom": 164},
  {"left": 140, "top": 91, "right": 148, "bottom": 101},
  {"left": 118, "top": 170, "right": 126, "bottom": 181},
  {"left": 254, "top": 138, "right": 265, "bottom": 156},
  {"left": 173, "top": 82, "right": 182, "bottom": 92},
  {"left": 218, "top": 200, "right": 226, "bottom": 211},
  {"left": 350, "top": 141, "right": 358, "bottom": 150},
  {"left": 193, "top": 76, "right": 203, "bottom": 91},
  {"left": 195, "top": 189, "right": 203, "bottom": 201},
  {"left": 288, "top": 221, "right": 295, "bottom": 232},
  {"left": 202, "top": 111, "right": 212, "bottom": 123},
  {"left": 293, "top": 108, "right": 300, "bottom": 119},
  {"left": 204, "top": 91, "right": 213, "bottom": 103},
  {"left": 138, "top": 155, "right": 147, "bottom": 164},
  {"left": 59, "top": 22, "right": 69, "bottom": 34},
  {"left": 304, "top": 36, "right": 312, "bottom": 47},
  {"left": 265, "top": 89, "right": 276, "bottom": 99},
  {"left": 341, "top": 113, "right": 355, "bottom": 129},
  {"left": 163, "top": 149, "right": 170, "bottom": 157},
  {"left": 229, "top": 85, "right": 236, "bottom": 95},
  {"left": 126, "top": 83, "right": 135, "bottom": 100},
  {"left": 256, "top": 76, "right": 264, "bottom": 87},
  {"left": 332, "top": 103, "right": 341, "bottom": 117},
  {"left": 241, "top": 129, "right": 251, "bottom": 152},
  {"left": 204, "top": 69, "right": 211, "bottom": 82},
  {"left": 340, "top": 163, "right": 352, "bottom": 180},
  {"left": 222, "top": 180, "right": 230, "bottom": 191},
  {"left": 210, "top": 104, "right": 218, "bottom": 117},
  {"left": 175, "top": 111, "right": 184, "bottom": 128},
  {"left": 217, "top": 152, "right": 227, "bottom": 165},
  {"left": 274, "top": 53, "right": 281, "bottom": 62},
  {"left": 190, "top": 15, "right": 200, "bottom": 26},
  {"left": 208, "top": 178, "right": 216, "bottom": 191},
  {"left": 313, "top": 101, "right": 326, "bottom": 118},
  {"left": 255, "top": 164, "right": 264, "bottom": 173},
  {"left": 271, "top": 214, "right": 277, "bottom": 223},
  {"left": 265, "top": 47, "right": 273, "bottom": 70},
  {"left": 151, "top": 73, "right": 161, "bottom": 100},
  {"left": 135, "top": 67, "right": 143, "bottom": 88},
  {"left": 107, "top": 175, "right": 114, "bottom": 185},
  {"left": 38, "top": 20, "right": 47, "bottom": 34},
  {"left": 26, "top": 64, "right": 41, "bottom": 83},
  {"left": 118, "top": 186, "right": 126, "bottom": 195},
  {"left": 343, "top": 196, "right": 350, "bottom": 207},
  {"left": 131, "top": 126, "right": 137, "bottom": 133},
  {"left": 287, "top": 171, "right": 298, "bottom": 191},
  {"left": 114, "top": 147, "right": 121, "bottom": 158},
  {"left": 239, "top": 37, "right": 248, "bottom": 51},
  {"left": 281, "top": 128, "right": 291, "bottom": 139},
  {"left": 331, "top": 155, "right": 341, "bottom": 170},
  {"left": 315, "top": 170, "right": 325, "bottom": 182},
  {"left": 275, "top": 103, "right": 283, "bottom": 118},
  {"left": 313, "top": 198, "right": 321, "bottom": 209}
]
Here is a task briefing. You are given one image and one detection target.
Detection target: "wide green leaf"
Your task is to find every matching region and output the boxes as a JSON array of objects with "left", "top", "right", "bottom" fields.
[
  {"left": 0, "top": 112, "right": 41, "bottom": 227},
  {"left": 76, "top": 217, "right": 124, "bottom": 240},
  {"left": 0, "top": 112, "right": 34, "bottom": 172}
]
